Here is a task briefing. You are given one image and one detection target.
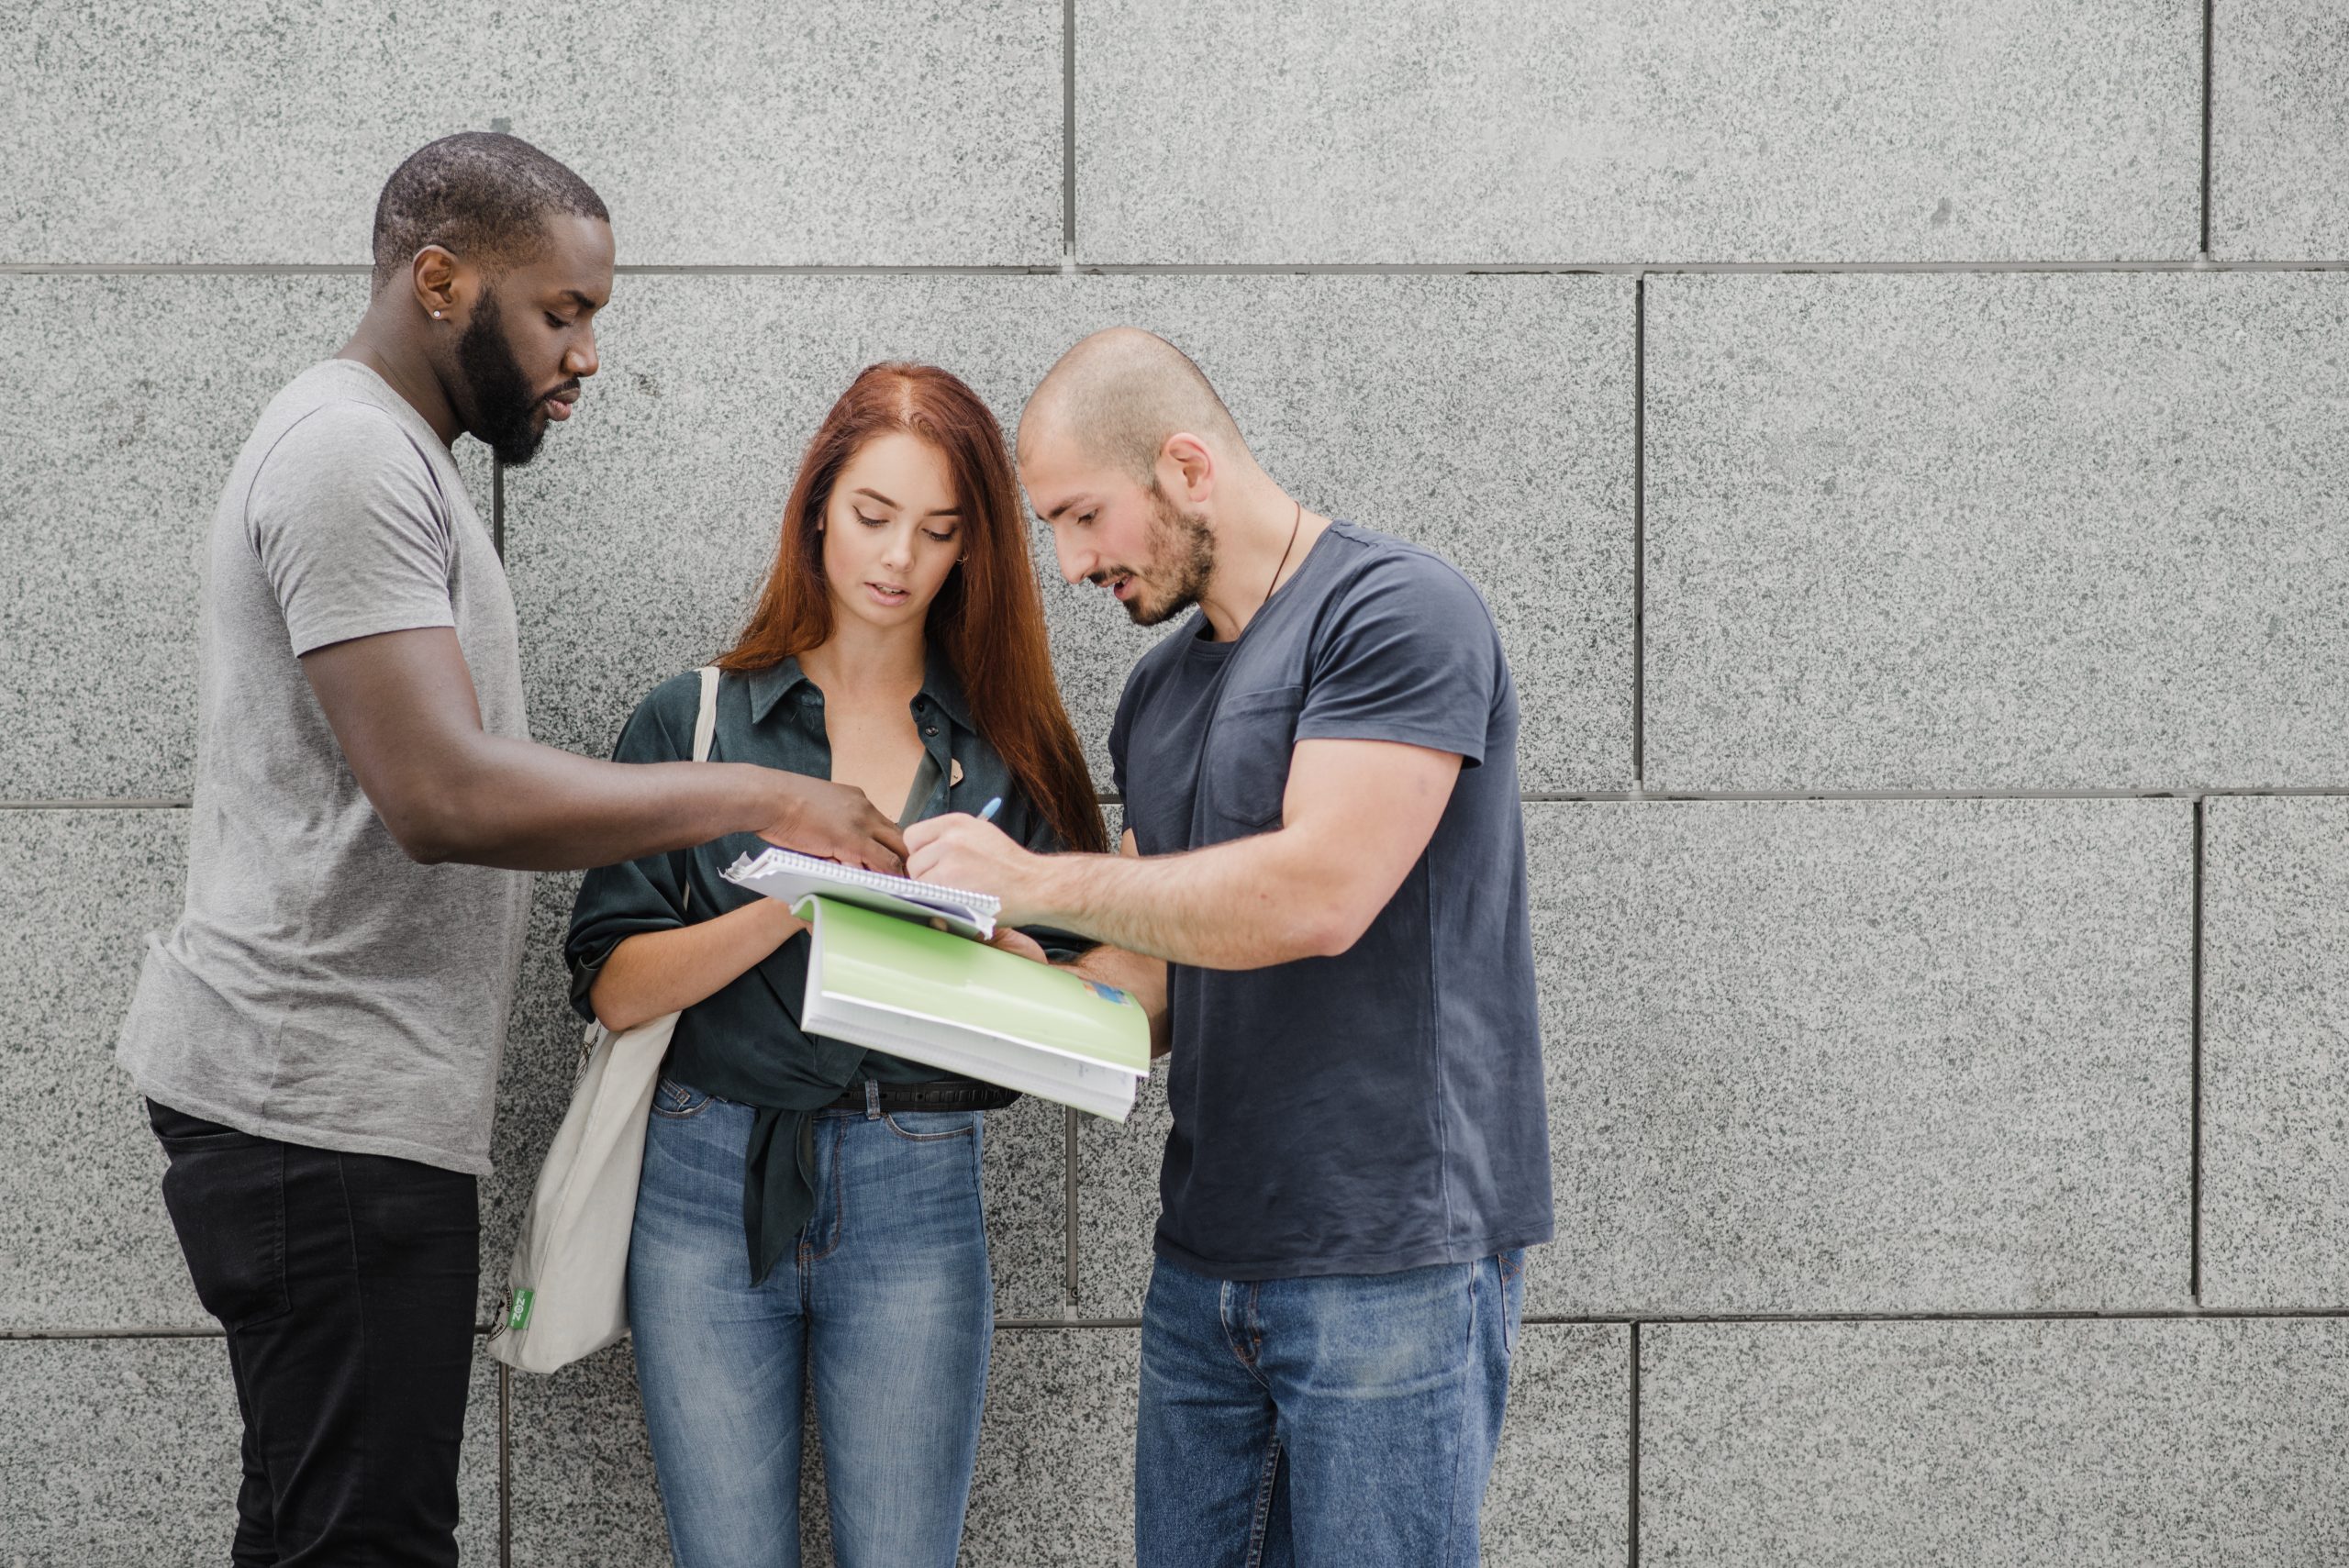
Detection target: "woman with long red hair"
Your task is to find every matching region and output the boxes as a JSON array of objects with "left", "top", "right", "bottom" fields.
[{"left": 564, "top": 362, "right": 1103, "bottom": 1567}]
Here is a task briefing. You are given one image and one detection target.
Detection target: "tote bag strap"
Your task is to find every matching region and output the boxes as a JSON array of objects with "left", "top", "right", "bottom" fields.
[
  {"left": 580, "top": 663, "right": 725, "bottom": 1056},
  {"left": 682, "top": 664, "right": 721, "bottom": 916}
]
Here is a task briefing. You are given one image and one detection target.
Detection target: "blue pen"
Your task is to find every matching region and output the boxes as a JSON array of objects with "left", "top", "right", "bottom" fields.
[{"left": 977, "top": 796, "right": 1004, "bottom": 824}]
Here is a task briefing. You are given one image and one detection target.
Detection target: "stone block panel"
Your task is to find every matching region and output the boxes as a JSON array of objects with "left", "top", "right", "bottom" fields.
[
  {"left": 2211, "top": 0, "right": 2349, "bottom": 259},
  {"left": 1076, "top": 0, "right": 2199, "bottom": 263},
  {"left": 505, "top": 272, "right": 1632, "bottom": 795},
  {"left": 1641, "top": 1318, "right": 2349, "bottom": 1566},
  {"left": 2200, "top": 795, "right": 2349, "bottom": 1308},
  {"left": 1484, "top": 1323, "right": 1633, "bottom": 1568},
  {"left": 0, "top": 1334, "right": 497, "bottom": 1565},
  {"left": 1529, "top": 797, "right": 2190, "bottom": 1316},
  {"left": 1079, "top": 799, "right": 2188, "bottom": 1320},
  {"left": 0, "top": 0, "right": 1059, "bottom": 265},
  {"left": 0, "top": 275, "right": 378, "bottom": 800},
  {"left": 0, "top": 808, "right": 203, "bottom": 1332},
  {"left": 1646, "top": 272, "right": 2349, "bottom": 791}
]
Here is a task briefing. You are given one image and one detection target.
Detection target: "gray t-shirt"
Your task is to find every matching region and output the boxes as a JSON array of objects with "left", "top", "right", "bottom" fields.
[
  {"left": 1109, "top": 520, "right": 1552, "bottom": 1280},
  {"left": 116, "top": 360, "right": 531, "bottom": 1174}
]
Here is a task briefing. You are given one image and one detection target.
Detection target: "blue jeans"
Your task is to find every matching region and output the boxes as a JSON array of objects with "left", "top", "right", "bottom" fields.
[
  {"left": 627, "top": 1078, "right": 994, "bottom": 1568},
  {"left": 1134, "top": 1250, "right": 1527, "bottom": 1568}
]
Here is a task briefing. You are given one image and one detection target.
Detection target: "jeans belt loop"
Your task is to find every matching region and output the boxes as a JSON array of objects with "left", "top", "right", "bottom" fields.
[{"left": 863, "top": 1080, "right": 881, "bottom": 1120}]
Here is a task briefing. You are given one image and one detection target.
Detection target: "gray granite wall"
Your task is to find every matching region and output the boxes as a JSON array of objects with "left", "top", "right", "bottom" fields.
[{"left": 4, "top": 2, "right": 2344, "bottom": 1562}]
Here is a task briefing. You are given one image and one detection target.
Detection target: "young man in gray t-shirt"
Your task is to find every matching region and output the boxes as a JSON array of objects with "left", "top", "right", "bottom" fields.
[
  {"left": 907, "top": 328, "right": 1551, "bottom": 1566},
  {"left": 115, "top": 133, "right": 905, "bottom": 1566}
]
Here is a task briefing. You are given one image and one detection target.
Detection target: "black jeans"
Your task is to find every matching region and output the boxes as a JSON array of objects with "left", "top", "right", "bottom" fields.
[{"left": 148, "top": 1099, "right": 479, "bottom": 1567}]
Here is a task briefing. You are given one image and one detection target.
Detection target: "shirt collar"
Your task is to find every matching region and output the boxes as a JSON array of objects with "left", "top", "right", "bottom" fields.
[{"left": 742, "top": 650, "right": 975, "bottom": 731}]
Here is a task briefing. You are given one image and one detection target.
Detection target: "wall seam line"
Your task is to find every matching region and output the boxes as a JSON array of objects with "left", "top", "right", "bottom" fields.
[
  {"left": 12, "top": 1306, "right": 2349, "bottom": 1340},
  {"left": 8, "top": 260, "right": 2349, "bottom": 279},
  {"left": 1631, "top": 275, "right": 1646, "bottom": 787},
  {"left": 8, "top": 786, "right": 2349, "bottom": 811},
  {"left": 2191, "top": 796, "right": 2208, "bottom": 1304},
  {"left": 2200, "top": 0, "right": 2218, "bottom": 257},
  {"left": 1627, "top": 1320, "right": 1642, "bottom": 1568}
]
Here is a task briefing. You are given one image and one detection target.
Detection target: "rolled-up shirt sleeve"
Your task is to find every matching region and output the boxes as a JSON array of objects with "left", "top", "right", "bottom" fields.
[{"left": 564, "top": 679, "right": 696, "bottom": 1022}]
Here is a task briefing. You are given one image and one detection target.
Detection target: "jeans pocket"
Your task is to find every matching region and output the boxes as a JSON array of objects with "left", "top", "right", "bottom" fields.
[
  {"left": 156, "top": 1129, "right": 291, "bottom": 1329},
  {"left": 651, "top": 1076, "right": 712, "bottom": 1119},
  {"left": 880, "top": 1109, "right": 977, "bottom": 1143}
]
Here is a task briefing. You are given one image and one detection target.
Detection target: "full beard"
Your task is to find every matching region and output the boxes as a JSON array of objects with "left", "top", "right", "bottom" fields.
[{"left": 453, "top": 290, "right": 550, "bottom": 466}]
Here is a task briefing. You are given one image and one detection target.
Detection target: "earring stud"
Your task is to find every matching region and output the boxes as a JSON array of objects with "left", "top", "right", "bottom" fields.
[{"left": 431, "top": 310, "right": 443, "bottom": 319}]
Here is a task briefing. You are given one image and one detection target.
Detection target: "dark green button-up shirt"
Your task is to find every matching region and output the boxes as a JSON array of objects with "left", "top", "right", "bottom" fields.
[{"left": 564, "top": 653, "right": 1077, "bottom": 1283}]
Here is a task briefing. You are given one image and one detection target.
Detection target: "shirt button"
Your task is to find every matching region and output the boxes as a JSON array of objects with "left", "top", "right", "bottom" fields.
[{"left": 923, "top": 724, "right": 940, "bottom": 737}]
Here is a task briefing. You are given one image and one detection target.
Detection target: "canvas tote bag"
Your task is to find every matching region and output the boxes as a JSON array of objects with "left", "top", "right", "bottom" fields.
[{"left": 488, "top": 665, "right": 720, "bottom": 1373}]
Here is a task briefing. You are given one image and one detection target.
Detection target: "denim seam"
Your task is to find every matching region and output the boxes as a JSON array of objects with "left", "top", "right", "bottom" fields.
[
  {"left": 878, "top": 1110, "right": 977, "bottom": 1143},
  {"left": 801, "top": 1115, "right": 850, "bottom": 1265},
  {"left": 1244, "top": 1431, "right": 1283, "bottom": 1568}
]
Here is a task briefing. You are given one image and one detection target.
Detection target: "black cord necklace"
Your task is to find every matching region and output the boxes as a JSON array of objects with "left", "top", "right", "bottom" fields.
[{"left": 1265, "top": 498, "right": 1303, "bottom": 610}]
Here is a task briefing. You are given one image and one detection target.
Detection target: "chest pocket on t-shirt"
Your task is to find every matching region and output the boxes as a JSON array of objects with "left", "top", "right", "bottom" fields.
[{"left": 1207, "top": 684, "right": 1305, "bottom": 829}]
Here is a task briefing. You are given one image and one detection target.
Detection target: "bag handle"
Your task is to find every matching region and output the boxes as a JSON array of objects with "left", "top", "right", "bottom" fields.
[
  {"left": 692, "top": 665, "right": 719, "bottom": 764},
  {"left": 679, "top": 665, "right": 721, "bottom": 917}
]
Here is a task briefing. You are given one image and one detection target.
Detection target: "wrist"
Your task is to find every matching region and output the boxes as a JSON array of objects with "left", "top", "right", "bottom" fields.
[{"left": 1021, "top": 849, "right": 1085, "bottom": 929}]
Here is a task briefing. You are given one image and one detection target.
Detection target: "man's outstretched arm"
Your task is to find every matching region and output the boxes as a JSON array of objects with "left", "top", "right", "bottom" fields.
[
  {"left": 907, "top": 738, "right": 1461, "bottom": 971},
  {"left": 304, "top": 627, "right": 906, "bottom": 873}
]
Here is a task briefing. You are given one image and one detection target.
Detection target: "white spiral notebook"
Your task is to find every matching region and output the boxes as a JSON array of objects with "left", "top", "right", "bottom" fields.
[{"left": 721, "top": 848, "right": 1001, "bottom": 940}]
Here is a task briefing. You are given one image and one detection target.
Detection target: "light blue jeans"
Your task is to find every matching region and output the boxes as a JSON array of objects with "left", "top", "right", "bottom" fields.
[
  {"left": 1134, "top": 1250, "right": 1527, "bottom": 1568},
  {"left": 627, "top": 1078, "right": 994, "bottom": 1568}
]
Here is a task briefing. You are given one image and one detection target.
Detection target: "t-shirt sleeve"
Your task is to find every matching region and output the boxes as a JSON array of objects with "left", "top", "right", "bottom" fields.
[
  {"left": 1294, "top": 550, "right": 1499, "bottom": 767},
  {"left": 563, "top": 679, "right": 697, "bottom": 1021},
  {"left": 246, "top": 403, "right": 458, "bottom": 658}
]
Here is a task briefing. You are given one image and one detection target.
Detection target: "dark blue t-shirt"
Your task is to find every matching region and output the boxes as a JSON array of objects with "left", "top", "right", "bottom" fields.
[{"left": 1108, "top": 520, "right": 1552, "bottom": 1280}]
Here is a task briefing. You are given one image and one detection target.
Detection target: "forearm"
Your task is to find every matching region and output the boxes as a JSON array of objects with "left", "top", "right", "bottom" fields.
[
  {"left": 1063, "top": 943, "right": 1171, "bottom": 1057},
  {"left": 1029, "top": 834, "right": 1343, "bottom": 970},
  {"left": 406, "top": 735, "right": 780, "bottom": 871},
  {"left": 586, "top": 897, "right": 806, "bottom": 1032}
]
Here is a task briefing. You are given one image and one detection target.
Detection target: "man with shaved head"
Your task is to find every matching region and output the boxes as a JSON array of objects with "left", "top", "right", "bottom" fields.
[{"left": 908, "top": 327, "right": 1551, "bottom": 1566}]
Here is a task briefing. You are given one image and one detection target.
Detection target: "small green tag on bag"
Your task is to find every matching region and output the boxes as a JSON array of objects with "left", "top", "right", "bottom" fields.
[{"left": 507, "top": 1288, "right": 534, "bottom": 1331}]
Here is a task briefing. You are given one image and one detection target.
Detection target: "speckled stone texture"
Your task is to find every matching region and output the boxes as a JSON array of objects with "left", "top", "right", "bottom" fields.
[
  {"left": 1076, "top": 0, "right": 2198, "bottom": 264},
  {"left": 2211, "top": 0, "right": 2349, "bottom": 260},
  {"left": 1645, "top": 272, "right": 2349, "bottom": 791},
  {"left": 2200, "top": 795, "right": 2349, "bottom": 1308},
  {"left": 0, "top": 1335, "right": 499, "bottom": 1564},
  {"left": 1078, "top": 799, "right": 2190, "bottom": 1321},
  {"left": 1483, "top": 1324, "right": 1632, "bottom": 1568},
  {"left": 1074, "top": 1069, "right": 1168, "bottom": 1314},
  {"left": 0, "top": 274, "right": 383, "bottom": 799},
  {"left": 1640, "top": 1318, "right": 2349, "bottom": 1566},
  {"left": 0, "top": 0, "right": 1058, "bottom": 266},
  {"left": 959, "top": 1327, "right": 1141, "bottom": 1566},
  {"left": 484, "top": 874, "right": 1071, "bottom": 1325},
  {"left": 1, "top": 809, "right": 205, "bottom": 1331},
  {"left": 503, "top": 272, "right": 1632, "bottom": 794},
  {"left": 1528, "top": 797, "right": 2191, "bottom": 1317},
  {"left": 507, "top": 1340, "right": 672, "bottom": 1564}
]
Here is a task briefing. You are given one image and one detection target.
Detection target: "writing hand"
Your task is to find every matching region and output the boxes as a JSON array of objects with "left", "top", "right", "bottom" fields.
[{"left": 904, "top": 813, "right": 1042, "bottom": 924}]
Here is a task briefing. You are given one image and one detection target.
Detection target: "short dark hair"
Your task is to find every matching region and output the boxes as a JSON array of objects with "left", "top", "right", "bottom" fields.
[{"left": 370, "top": 131, "right": 607, "bottom": 295}]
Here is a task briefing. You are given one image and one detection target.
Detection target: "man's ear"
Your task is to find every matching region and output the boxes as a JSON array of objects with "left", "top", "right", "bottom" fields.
[
  {"left": 1159, "top": 431, "right": 1217, "bottom": 504},
  {"left": 410, "top": 245, "right": 464, "bottom": 322}
]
